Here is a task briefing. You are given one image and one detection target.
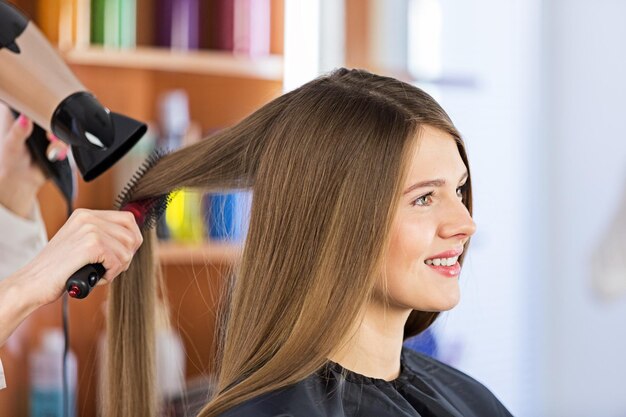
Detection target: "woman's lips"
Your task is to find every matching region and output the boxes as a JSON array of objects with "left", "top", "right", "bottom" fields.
[
  {"left": 425, "top": 248, "right": 463, "bottom": 260},
  {"left": 426, "top": 262, "right": 461, "bottom": 277}
]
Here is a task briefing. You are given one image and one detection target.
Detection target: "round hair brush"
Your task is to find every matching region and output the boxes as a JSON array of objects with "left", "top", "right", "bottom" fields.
[{"left": 65, "top": 150, "right": 173, "bottom": 299}]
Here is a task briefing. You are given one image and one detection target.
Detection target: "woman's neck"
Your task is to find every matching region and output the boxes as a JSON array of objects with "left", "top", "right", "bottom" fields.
[{"left": 328, "top": 301, "right": 411, "bottom": 381}]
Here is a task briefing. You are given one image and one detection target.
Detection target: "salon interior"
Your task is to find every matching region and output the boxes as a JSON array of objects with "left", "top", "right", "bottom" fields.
[{"left": 1, "top": 1, "right": 625, "bottom": 416}]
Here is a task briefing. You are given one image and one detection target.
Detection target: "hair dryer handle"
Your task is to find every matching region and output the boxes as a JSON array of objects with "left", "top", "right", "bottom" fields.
[{"left": 66, "top": 263, "right": 106, "bottom": 299}]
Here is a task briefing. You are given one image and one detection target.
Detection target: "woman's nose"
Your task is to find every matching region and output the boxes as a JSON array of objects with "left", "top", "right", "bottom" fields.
[{"left": 439, "top": 199, "right": 476, "bottom": 240}]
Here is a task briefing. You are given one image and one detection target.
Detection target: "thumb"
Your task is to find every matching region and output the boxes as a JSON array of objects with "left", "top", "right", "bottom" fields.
[{"left": 5, "top": 114, "right": 34, "bottom": 148}]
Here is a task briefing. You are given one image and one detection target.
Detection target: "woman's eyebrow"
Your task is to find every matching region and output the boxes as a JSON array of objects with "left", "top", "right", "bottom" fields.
[{"left": 403, "top": 171, "right": 468, "bottom": 195}]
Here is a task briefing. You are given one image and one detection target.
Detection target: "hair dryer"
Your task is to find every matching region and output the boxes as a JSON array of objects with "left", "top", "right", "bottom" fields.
[{"left": 0, "top": 0, "right": 147, "bottom": 182}]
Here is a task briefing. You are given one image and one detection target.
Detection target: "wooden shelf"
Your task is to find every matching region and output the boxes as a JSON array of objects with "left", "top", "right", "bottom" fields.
[
  {"left": 63, "top": 46, "right": 284, "bottom": 80},
  {"left": 0, "top": 2, "right": 287, "bottom": 416},
  {"left": 157, "top": 241, "right": 243, "bottom": 265}
]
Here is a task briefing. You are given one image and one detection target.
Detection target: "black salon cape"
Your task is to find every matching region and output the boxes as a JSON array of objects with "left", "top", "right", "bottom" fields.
[{"left": 219, "top": 348, "right": 513, "bottom": 417}]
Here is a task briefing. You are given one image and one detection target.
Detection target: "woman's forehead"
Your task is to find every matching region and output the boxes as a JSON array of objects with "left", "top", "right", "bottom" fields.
[{"left": 404, "top": 127, "right": 466, "bottom": 184}]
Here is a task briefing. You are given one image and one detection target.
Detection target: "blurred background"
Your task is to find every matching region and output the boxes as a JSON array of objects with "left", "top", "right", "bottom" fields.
[{"left": 2, "top": 0, "right": 626, "bottom": 416}]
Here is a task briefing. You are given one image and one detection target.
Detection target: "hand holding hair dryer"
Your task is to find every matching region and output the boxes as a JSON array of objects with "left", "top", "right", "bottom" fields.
[
  {"left": 0, "top": 0, "right": 146, "bottom": 181},
  {"left": 1, "top": 0, "right": 153, "bottom": 300}
]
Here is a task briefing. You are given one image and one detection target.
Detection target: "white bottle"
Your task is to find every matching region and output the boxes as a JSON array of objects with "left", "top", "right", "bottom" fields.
[
  {"left": 156, "top": 328, "right": 186, "bottom": 400},
  {"left": 29, "top": 329, "right": 77, "bottom": 417}
]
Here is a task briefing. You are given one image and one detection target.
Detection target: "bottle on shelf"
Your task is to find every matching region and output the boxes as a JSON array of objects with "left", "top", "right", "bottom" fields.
[
  {"left": 204, "top": 190, "right": 252, "bottom": 242},
  {"left": 156, "top": 0, "right": 200, "bottom": 50},
  {"left": 29, "top": 329, "right": 77, "bottom": 417},
  {"left": 91, "top": 0, "right": 136, "bottom": 48},
  {"left": 155, "top": 299, "right": 186, "bottom": 403},
  {"left": 157, "top": 90, "right": 207, "bottom": 243}
]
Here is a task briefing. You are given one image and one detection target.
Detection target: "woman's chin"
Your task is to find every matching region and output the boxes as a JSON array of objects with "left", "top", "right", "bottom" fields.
[{"left": 413, "top": 291, "right": 461, "bottom": 312}]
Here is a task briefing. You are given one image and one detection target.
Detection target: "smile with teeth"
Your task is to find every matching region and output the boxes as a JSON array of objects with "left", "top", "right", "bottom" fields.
[{"left": 425, "top": 256, "right": 459, "bottom": 267}]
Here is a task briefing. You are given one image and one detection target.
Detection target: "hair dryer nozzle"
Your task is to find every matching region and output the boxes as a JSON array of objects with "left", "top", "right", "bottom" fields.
[
  {"left": 51, "top": 91, "right": 117, "bottom": 150},
  {"left": 72, "top": 112, "right": 147, "bottom": 182}
]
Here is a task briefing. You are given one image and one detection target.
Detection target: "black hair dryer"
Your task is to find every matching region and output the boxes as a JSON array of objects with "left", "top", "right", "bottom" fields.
[
  {"left": 0, "top": 0, "right": 147, "bottom": 183},
  {"left": 1, "top": 0, "right": 148, "bottom": 299}
]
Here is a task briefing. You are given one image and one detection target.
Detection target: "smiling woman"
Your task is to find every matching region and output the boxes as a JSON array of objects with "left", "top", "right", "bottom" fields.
[
  {"left": 383, "top": 126, "right": 476, "bottom": 313},
  {"left": 103, "top": 68, "right": 512, "bottom": 417}
]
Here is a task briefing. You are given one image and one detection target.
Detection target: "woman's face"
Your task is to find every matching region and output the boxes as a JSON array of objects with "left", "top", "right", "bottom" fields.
[{"left": 380, "top": 125, "right": 476, "bottom": 312}]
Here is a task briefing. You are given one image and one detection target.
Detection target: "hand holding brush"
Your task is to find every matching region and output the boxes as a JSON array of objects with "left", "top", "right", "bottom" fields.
[{"left": 65, "top": 151, "right": 172, "bottom": 299}]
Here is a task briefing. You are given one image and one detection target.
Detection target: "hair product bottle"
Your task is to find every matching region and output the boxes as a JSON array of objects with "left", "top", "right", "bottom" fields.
[{"left": 29, "top": 329, "right": 77, "bottom": 417}]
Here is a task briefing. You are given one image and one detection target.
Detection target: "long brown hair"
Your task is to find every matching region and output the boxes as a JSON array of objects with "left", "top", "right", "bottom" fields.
[{"left": 103, "top": 68, "right": 472, "bottom": 417}]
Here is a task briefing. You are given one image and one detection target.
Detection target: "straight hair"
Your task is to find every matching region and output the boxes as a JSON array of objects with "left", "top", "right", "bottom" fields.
[{"left": 103, "top": 68, "right": 472, "bottom": 417}]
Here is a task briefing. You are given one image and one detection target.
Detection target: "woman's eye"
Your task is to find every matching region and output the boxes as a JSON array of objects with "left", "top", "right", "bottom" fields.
[
  {"left": 457, "top": 183, "right": 467, "bottom": 200},
  {"left": 412, "top": 193, "right": 433, "bottom": 207}
]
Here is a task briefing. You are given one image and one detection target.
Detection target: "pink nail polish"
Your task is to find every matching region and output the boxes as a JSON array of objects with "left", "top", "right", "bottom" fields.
[{"left": 18, "top": 114, "right": 29, "bottom": 128}]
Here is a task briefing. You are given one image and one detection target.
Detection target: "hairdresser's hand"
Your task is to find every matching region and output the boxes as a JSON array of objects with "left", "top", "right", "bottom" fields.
[
  {"left": 0, "top": 108, "right": 43, "bottom": 218},
  {"left": 0, "top": 105, "right": 69, "bottom": 218},
  {"left": 24, "top": 208, "right": 143, "bottom": 306}
]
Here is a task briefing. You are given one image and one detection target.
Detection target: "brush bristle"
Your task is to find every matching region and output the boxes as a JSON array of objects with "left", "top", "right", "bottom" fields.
[{"left": 115, "top": 149, "right": 173, "bottom": 231}]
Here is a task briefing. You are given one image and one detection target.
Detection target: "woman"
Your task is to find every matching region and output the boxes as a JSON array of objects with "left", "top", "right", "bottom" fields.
[{"left": 104, "top": 68, "right": 512, "bottom": 417}]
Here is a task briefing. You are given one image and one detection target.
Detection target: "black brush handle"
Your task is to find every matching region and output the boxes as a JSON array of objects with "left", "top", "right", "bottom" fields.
[{"left": 65, "top": 263, "right": 106, "bottom": 299}]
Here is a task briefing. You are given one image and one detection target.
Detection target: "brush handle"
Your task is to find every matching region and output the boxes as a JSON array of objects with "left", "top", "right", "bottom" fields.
[{"left": 65, "top": 263, "right": 106, "bottom": 299}]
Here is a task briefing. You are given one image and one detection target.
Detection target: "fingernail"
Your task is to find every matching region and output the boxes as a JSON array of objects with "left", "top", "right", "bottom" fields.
[{"left": 18, "top": 114, "right": 29, "bottom": 128}]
